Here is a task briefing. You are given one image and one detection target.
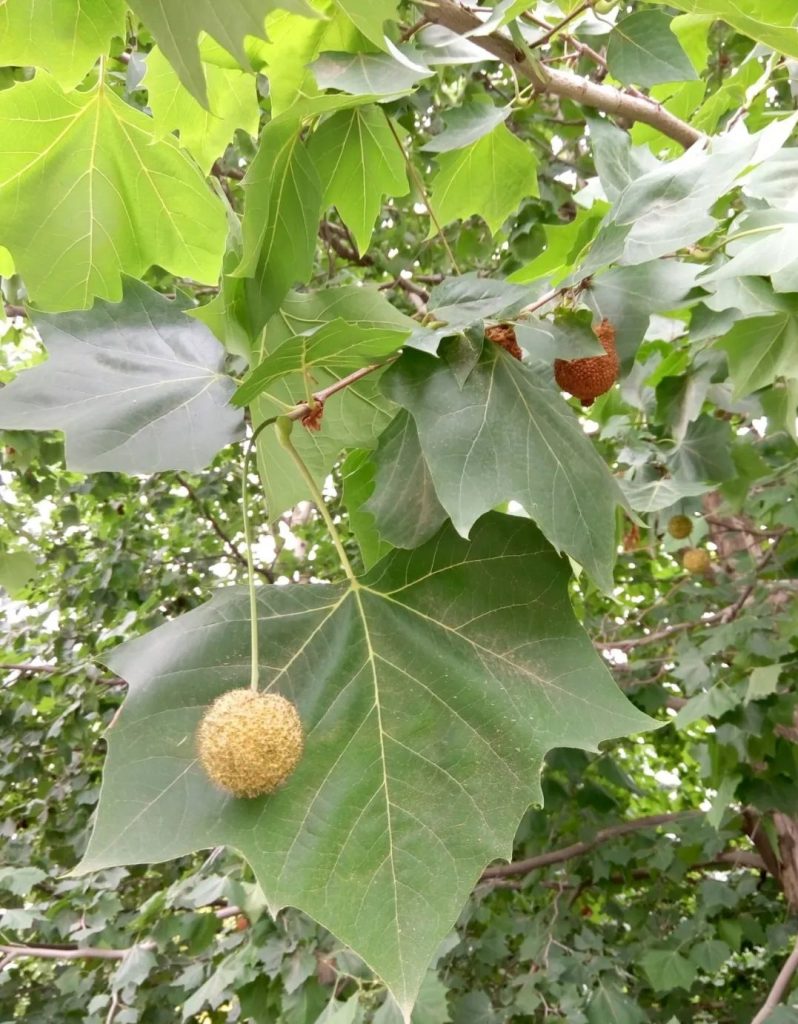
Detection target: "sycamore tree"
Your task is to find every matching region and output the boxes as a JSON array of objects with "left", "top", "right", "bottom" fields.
[{"left": 1, "top": 1, "right": 798, "bottom": 1021}]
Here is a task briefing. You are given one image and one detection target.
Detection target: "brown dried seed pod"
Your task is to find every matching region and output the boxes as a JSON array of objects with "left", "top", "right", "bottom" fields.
[
  {"left": 197, "top": 689, "right": 304, "bottom": 798},
  {"left": 485, "top": 323, "right": 523, "bottom": 361},
  {"left": 682, "top": 548, "right": 711, "bottom": 574},
  {"left": 554, "top": 318, "right": 619, "bottom": 406}
]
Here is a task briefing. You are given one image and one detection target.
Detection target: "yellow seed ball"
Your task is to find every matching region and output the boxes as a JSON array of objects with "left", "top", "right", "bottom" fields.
[
  {"left": 683, "top": 548, "right": 711, "bottom": 574},
  {"left": 197, "top": 689, "right": 304, "bottom": 798},
  {"left": 667, "top": 514, "right": 693, "bottom": 540}
]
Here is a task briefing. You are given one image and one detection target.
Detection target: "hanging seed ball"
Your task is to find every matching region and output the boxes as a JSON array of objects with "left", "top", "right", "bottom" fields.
[
  {"left": 554, "top": 318, "right": 619, "bottom": 406},
  {"left": 667, "top": 514, "right": 693, "bottom": 539},
  {"left": 485, "top": 323, "right": 523, "bottom": 361},
  {"left": 197, "top": 689, "right": 304, "bottom": 798},
  {"left": 682, "top": 548, "right": 711, "bottom": 574}
]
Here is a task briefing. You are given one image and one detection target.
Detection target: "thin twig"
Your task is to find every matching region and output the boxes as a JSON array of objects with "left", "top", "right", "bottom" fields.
[
  {"left": 0, "top": 941, "right": 156, "bottom": 966},
  {"left": 529, "top": 0, "right": 595, "bottom": 49},
  {"left": 751, "top": 933, "right": 798, "bottom": 1024}
]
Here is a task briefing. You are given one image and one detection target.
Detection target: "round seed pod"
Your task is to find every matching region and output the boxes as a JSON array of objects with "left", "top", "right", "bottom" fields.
[
  {"left": 682, "top": 548, "right": 711, "bottom": 574},
  {"left": 197, "top": 689, "right": 304, "bottom": 798},
  {"left": 667, "top": 515, "right": 693, "bottom": 539},
  {"left": 485, "top": 323, "right": 523, "bottom": 360},
  {"left": 554, "top": 318, "right": 619, "bottom": 406}
]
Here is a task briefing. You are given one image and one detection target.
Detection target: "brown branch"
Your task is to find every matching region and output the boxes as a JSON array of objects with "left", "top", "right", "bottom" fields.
[
  {"left": 285, "top": 360, "right": 396, "bottom": 424},
  {"left": 481, "top": 812, "right": 699, "bottom": 879},
  {"left": 420, "top": 0, "right": 702, "bottom": 149},
  {"left": 3, "top": 304, "right": 26, "bottom": 318},
  {"left": 752, "top": 932, "right": 798, "bottom": 1024},
  {"left": 173, "top": 473, "right": 274, "bottom": 583},
  {"left": 528, "top": 0, "right": 595, "bottom": 49},
  {"left": 0, "top": 941, "right": 156, "bottom": 968}
]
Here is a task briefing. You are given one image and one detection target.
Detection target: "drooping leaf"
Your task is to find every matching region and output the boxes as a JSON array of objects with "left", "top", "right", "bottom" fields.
[
  {"left": 76, "top": 512, "right": 655, "bottom": 1016},
  {"left": 309, "top": 106, "right": 409, "bottom": 253},
  {"left": 128, "top": 0, "right": 316, "bottom": 105},
  {"left": 236, "top": 117, "right": 324, "bottom": 331},
  {"left": 382, "top": 342, "right": 627, "bottom": 591},
  {"left": 233, "top": 316, "right": 411, "bottom": 406},
  {"left": 0, "top": 74, "right": 226, "bottom": 310},
  {"left": 430, "top": 125, "right": 538, "bottom": 235},
  {"left": 607, "top": 11, "right": 697, "bottom": 87},
  {"left": 311, "top": 52, "right": 433, "bottom": 96},
  {"left": 0, "top": 282, "right": 243, "bottom": 473},
  {"left": 0, "top": 0, "right": 125, "bottom": 89},
  {"left": 145, "top": 46, "right": 260, "bottom": 172},
  {"left": 422, "top": 104, "right": 511, "bottom": 153},
  {"left": 364, "top": 410, "right": 447, "bottom": 550}
]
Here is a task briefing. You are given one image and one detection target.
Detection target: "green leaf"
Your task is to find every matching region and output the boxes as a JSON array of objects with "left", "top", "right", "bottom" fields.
[
  {"left": 607, "top": 11, "right": 697, "bottom": 87},
  {"left": 0, "top": 865, "right": 47, "bottom": 895},
  {"left": 412, "top": 971, "right": 451, "bottom": 1024},
  {"left": 128, "top": 0, "right": 316, "bottom": 105},
  {"left": 341, "top": 449, "right": 393, "bottom": 570},
  {"left": 0, "top": 74, "right": 226, "bottom": 311},
  {"left": 746, "top": 665, "right": 782, "bottom": 703},
  {"left": 78, "top": 513, "right": 654, "bottom": 1017},
  {"left": 237, "top": 117, "right": 324, "bottom": 331},
  {"left": 649, "top": 0, "right": 798, "bottom": 60},
  {"left": 717, "top": 313, "right": 798, "bottom": 398},
  {"left": 383, "top": 342, "right": 627, "bottom": 591},
  {"left": 0, "top": 0, "right": 125, "bottom": 89},
  {"left": 309, "top": 106, "right": 409, "bottom": 253},
  {"left": 667, "top": 417, "right": 735, "bottom": 484},
  {"left": 234, "top": 316, "right": 410, "bottom": 406},
  {"left": 311, "top": 52, "right": 432, "bottom": 96},
  {"left": 514, "top": 312, "right": 603, "bottom": 362},
  {"left": 641, "top": 948, "right": 697, "bottom": 992},
  {"left": 422, "top": 104, "right": 510, "bottom": 153},
  {"left": 364, "top": 411, "right": 447, "bottom": 549},
  {"left": 430, "top": 125, "right": 538, "bottom": 235},
  {"left": 689, "top": 939, "right": 732, "bottom": 973},
  {"left": 334, "top": 0, "right": 397, "bottom": 48},
  {"left": 704, "top": 210, "right": 798, "bottom": 294},
  {"left": 0, "top": 550, "right": 37, "bottom": 597},
  {"left": 586, "top": 979, "right": 645, "bottom": 1024},
  {"left": 674, "top": 684, "right": 740, "bottom": 728},
  {"left": 618, "top": 477, "right": 713, "bottom": 513},
  {"left": 145, "top": 46, "right": 260, "bottom": 172},
  {"left": 0, "top": 282, "right": 242, "bottom": 473}
]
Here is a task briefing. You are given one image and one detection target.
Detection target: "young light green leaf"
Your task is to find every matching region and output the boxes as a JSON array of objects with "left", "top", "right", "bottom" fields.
[
  {"left": 651, "top": 0, "right": 798, "bottom": 60},
  {"left": 334, "top": 0, "right": 397, "bottom": 47},
  {"left": 0, "top": 551, "right": 37, "bottom": 597},
  {"left": 236, "top": 118, "right": 324, "bottom": 331},
  {"left": 233, "top": 317, "right": 410, "bottom": 406},
  {"left": 309, "top": 106, "right": 409, "bottom": 253},
  {"left": 0, "top": 0, "right": 125, "bottom": 89},
  {"left": 128, "top": 0, "right": 316, "bottom": 105},
  {"left": 746, "top": 665, "right": 782, "bottom": 703},
  {"left": 76, "top": 512, "right": 656, "bottom": 1018},
  {"left": 383, "top": 342, "right": 627, "bottom": 592},
  {"left": 0, "top": 74, "right": 226, "bottom": 311},
  {"left": 145, "top": 46, "right": 260, "bottom": 172},
  {"left": 430, "top": 125, "right": 538, "bottom": 235},
  {"left": 341, "top": 450, "right": 393, "bottom": 570},
  {"left": 0, "top": 282, "right": 243, "bottom": 473},
  {"left": 607, "top": 11, "right": 697, "bottom": 87},
  {"left": 364, "top": 411, "right": 447, "bottom": 550}
]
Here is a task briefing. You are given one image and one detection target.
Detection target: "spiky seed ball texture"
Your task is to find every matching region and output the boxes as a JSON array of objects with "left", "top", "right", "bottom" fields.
[
  {"left": 668, "top": 514, "right": 693, "bottom": 539},
  {"left": 554, "top": 318, "right": 619, "bottom": 406},
  {"left": 486, "top": 323, "right": 523, "bottom": 360},
  {"left": 683, "top": 548, "right": 711, "bottom": 574},
  {"left": 197, "top": 689, "right": 304, "bottom": 798}
]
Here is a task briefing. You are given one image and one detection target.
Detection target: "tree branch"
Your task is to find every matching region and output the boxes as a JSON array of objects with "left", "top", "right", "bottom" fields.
[
  {"left": 0, "top": 941, "right": 156, "bottom": 968},
  {"left": 480, "top": 812, "right": 699, "bottom": 879},
  {"left": 420, "top": 0, "right": 702, "bottom": 148},
  {"left": 752, "top": 932, "right": 798, "bottom": 1024}
]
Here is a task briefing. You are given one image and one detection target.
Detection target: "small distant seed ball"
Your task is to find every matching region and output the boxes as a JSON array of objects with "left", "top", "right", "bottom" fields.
[
  {"left": 485, "top": 323, "right": 523, "bottom": 360},
  {"left": 197, "top": 689, "right": 304, "bottom": 798},
  {"left": 667, "top": 514, "right": 693, "bottom": 540},
  {"left": 554, "top": 318, "right": 619, "bottom": 406},
  {"left": 683, "top": 548, "right": 711, "bottom": 574}
]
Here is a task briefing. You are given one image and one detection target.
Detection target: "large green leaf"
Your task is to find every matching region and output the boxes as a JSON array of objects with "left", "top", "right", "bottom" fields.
[
  {"left": 334, "top": 0, "right": 397, "bottom": 47},
  {"left": 145, "top": 46, "right": 260, "bottom": 172},
  {"left": 76, "top": 512, "right": 655, "bottom": 1015},
  {"left": 430, "top": 125, "right": 538, "bottom": 235},
  {"left": 607, "top": 11, "right": 697, "bottom": 87},
  {"left": 128, "top": 0, "right": 315, "bottom": 105},
  {"left": 716, "top": 312, "right": 798, "bottom": 397},
  {"left": 236, "top": 117, "right": 324, "bottom": 332},
  {"left": 382, "top": 342, "right": 627, "bottom": 591},
  {"left": 311, "top": 52, "right": 433, "bottom": 96},
  {"left": 0, "top": 281, "right": 243, "bottom": 473},
  {"left": 648, "top": 0, "right": 798, "bottom": 59},
  {"left": 0, "top": 74, "right": 226, "bottom": 311},
  {"left": 309, "top": 106, "right": 409, "bottom": 254},
  {"left": 0, "top": 0, "right": 125, "bottom": 89},
  {"left": 701, "top": 210, "right": 798, "bottom": 293}
]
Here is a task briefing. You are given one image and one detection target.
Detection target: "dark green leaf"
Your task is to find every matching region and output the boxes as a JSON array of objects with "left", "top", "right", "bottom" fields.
[
  {"left": 422, "top": 104, "right": 510, "bottom": 153},
  {"left": 607, "top": 11, "right": 697, "bottom": 87},
  {"left": 640, "top": 948, "right": 697, "bottom": 992},
  {"left": 0, "top": 282, "right": 243, "bottom": 473}
]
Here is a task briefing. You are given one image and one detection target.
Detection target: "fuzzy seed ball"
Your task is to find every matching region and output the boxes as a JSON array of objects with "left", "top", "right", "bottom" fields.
[
  {"left": 667, "top": 514, "right": 693, "bottom": 540},
  {"left": 554, "top": 318, "right": 619, "bottom": 406},
  {"left": 682, "top": 548, "right": 711, "bottom": 574},
  {"left": 197, "top": 689, "right": 304, "bottom": 798},
  {"left": 486, "top": 323, "right": 523, "bottom": 361}
]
